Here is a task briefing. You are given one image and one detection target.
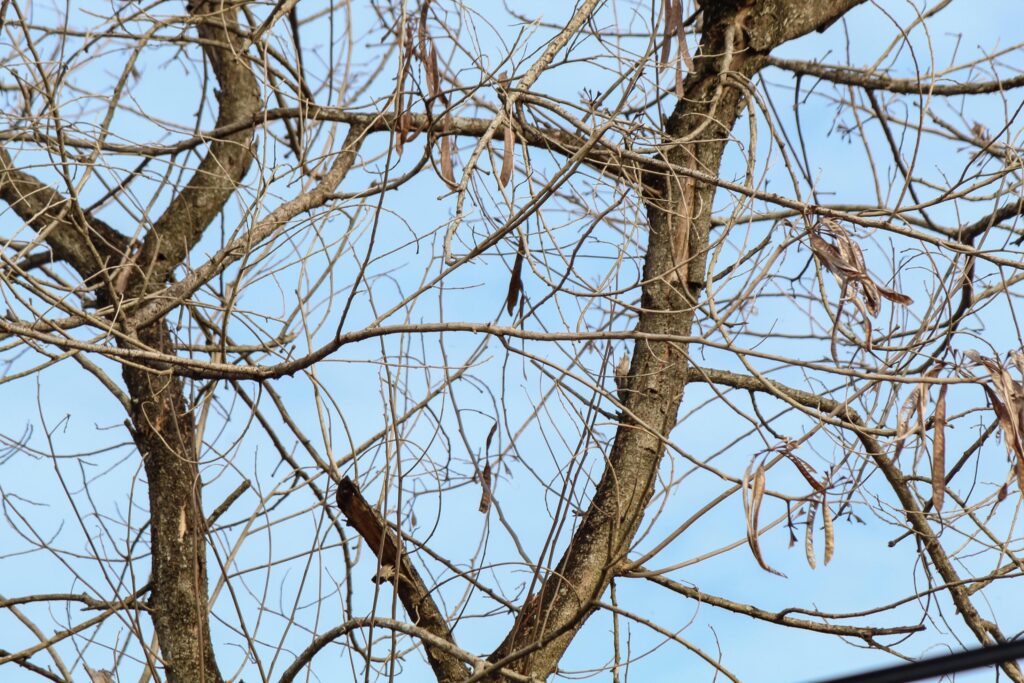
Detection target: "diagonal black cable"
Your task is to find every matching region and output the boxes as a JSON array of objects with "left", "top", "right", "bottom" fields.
[{"left": 808, "top": 639, "right": 1024, "bottom": 683}]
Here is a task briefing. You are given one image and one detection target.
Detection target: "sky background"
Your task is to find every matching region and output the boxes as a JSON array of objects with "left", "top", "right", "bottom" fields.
[{"left": 2, "top": 0, "right": 1024, "bottom": 681}]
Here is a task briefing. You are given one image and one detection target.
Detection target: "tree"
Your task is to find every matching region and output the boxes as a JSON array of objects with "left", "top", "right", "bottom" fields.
[{"left": 2, "top": 0, "right": 1023, "bottom": 680}]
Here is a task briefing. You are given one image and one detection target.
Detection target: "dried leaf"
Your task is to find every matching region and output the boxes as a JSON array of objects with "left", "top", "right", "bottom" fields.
[
  {"left": 439, "top": 133, "right": 457, "bottom": 188},
  {"left": 972, "top": 352, "right": 1024, "bottom": 498},
  {"left": 418, "top": 0, "right": 431, "bottom": 62},
  {"left": 484, "top": 422, "right": 498, "bottom": 453},
  {"left": 1017, "top": 456, "right": 1024, "bottom": 502},
  {"left": 674, "top": 0, "right": 694, "bottom": 72},
  {"left": 805, "top": 498, "right": 818, "bottom": 569},
  {"left": 785, "top": 453, "right": 824, "bottom": 492},
  {"left": 478, "top": 462, "right": 492, "bottom": 513},
  {"left": 808, "top": 231, "right": 859, "bottom": 279},
  {"left": 893, "top": 370, "right": 937, "bottom": 461},
  {"left": 504, "top": 236, "right": 525, "bottom": 316},
  {"left": 499, "top": 123, "right": 514, "bottom": 187},
  {"left": 425, "top": 42, "right": 441, "bottom": 99},
  {"left": 823, "top": 498, "right": 835, "bottom": 565},
  {"left": 877, "top": 282, "right": 914, "bottom": 306},
  {"left": 932, "top": 384, "right": 948, "bottom": 511},
  {"left": 396, "top": 111, "right": 409, "bottom": 156},
  {"left": 744, "top": 462, "right": 786, "bottom": 577},
  {"left": 660, "top": 0, "right": 674, "bottom": 65},
  {"left": 806, "top": 221, "right": 912, "bottom": 342}
]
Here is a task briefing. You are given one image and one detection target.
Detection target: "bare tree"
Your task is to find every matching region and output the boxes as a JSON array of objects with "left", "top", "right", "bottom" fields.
[{"left": 2, "top": 0, "right": 1024, "bottom": 681}]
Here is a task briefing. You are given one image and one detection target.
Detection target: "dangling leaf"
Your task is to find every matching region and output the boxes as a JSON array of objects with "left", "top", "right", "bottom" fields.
[
  {"left": 932, "top": 384, "right": 948, "bottom": 511},
  {"left": 674, "top": 0, "right": 694, "bottom": 72},
  {"left": 805, "top": 498, "right": 818, "bottom": 570},
  {"left": 499, "top": 123, "right": 515, "bottom": 187},
  {"left": 660, "top": 0, "right": 674, "bottom": 66},
  {"left": 970, "top": 351, "right": 1024, "bottom": 496},
  {"left": 743, "top": 461, "right": 786, "bottom": 577},
  {"left": 484, "top": 421, "right": 498, "bottom": 454},
  {"left": 823, "top": 497, "right": 835, "bottom": 565},
  {"left": 478, "top": 462, "right": 492, "bottom": 513},
  {"left": 439, "top": 134, "right": 457, "bottom": 188},
  {"left": 504, "top": 236, "right": 525, "bottom": 316},
  {"left": 785, "top": 452, "right": 825, "bottom": 492},
  {"left": 425, "top": 41, "right": 441, "bottom": 100}
]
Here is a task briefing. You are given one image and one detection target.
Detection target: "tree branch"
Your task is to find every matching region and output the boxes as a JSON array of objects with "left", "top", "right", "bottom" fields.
[
  {"left": 133, "top": 0, "right": 261, "bottom": 290},
  {"left": 335, "top": 477, "right": 470, "bottom": 682}
]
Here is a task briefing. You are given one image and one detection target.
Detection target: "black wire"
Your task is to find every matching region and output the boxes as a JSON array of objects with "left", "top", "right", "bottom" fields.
[{"left": 807, "top": 639, "right": 1024, "bottom": 683}]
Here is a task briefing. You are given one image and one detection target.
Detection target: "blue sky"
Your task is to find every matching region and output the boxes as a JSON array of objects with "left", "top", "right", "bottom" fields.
[{"left": 2, "top": 0, "right": 1024, "bottom": 681}]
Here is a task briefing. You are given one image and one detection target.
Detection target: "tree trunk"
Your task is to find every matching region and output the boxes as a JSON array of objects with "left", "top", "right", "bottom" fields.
[
  {"left": 487, "top": 1, "right": 865, "bottom": 677},
  {"left": 122, "top": 323, "right": 222, "bottom": 683}
]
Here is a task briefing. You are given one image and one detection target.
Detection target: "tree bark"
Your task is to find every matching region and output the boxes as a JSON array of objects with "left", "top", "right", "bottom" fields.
[
  {"left": 487, "top": 1, "right": 865, "bottom": 678},
  {"left": 122, "top": 324, "right": 222, "bottom": 683}
]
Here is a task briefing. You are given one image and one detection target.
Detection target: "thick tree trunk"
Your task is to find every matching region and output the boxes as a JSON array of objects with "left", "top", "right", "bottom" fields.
[
  {"left": 122, "top": 323, "right": 221, "bottom": 683},
  {"left": 487, "top": 1, "right": 865, "bottom": 678}
]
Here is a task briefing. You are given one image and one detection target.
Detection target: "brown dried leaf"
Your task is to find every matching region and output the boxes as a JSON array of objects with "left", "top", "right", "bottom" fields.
[
  {"left": 418, "top": 1, "right": 431, "bottom": 62},
  {"left": 786, "top": 453, "right": 824, "bottom": 492},
  {"left": 932, "top": 384, "right": 948, "bottom": 511},
  {"left": 975, "top": 356, "right": 1024, "bottom": 473},
  {"left": 478, "top": 462, "right": 492, "bottom": 513},
  {"left": 484, "top": 422, "right": 498, "bottom": 454},
  {"left": 808, "top": 222, "right": 911, "bottom": 322},
  {"left": 504, "top": 236, "right": 525, "bottom": 316},
  {"left": 893, "top": 370, "right": 936, "bottom": 461},
  {"left": 877, "top": 282, "right": 914, "bottom": 306},
  {"left": 805, "top": 498, "right": 818, "bottom": 570},
  {"left": 823, "top": 498, "right": 834, "bottom": 565},
  {"left": 802, "top": 497, "right": 819, "bottom": 573},
  {"left": 1017, "top": 456, "right": 1024, "bottom": 501},
  {"left": 744, "top": 462, "right": 786, "bottom": 577},
  {"left": 674, "top": 0, "right": 694, "bottom": 72},
  {"left": 425, "top": 41, "right": 441, "bottom": 99},
  {"left": 660, "top": 0, "right": 674, "bottom": 66},
  {"left": 439, "top": 134, "right": 457, "bottom": 188},
  {"left": 499, "top": 123, "right": 514, "bottom": 187},
  {"left": 983, "top": 385, "right": 1017, "bottom": 451},
  {"left": 396, "top": 111, "right": 410, "bottom": 156},
  {"left": 808, "top": 232, "right": 859, "bottom": 279}
]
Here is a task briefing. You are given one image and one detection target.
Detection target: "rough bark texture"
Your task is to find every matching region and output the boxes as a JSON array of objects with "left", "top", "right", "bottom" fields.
[
  {"left": 0, "top": 2, "right": 259, "bottom": 680},
  {"left": 486, "top": 1, "right": 865, "bottom": 678},
  {"left": 122, "top": 324, "right": 222, "bottom": 682},
  {"left": 336, "top": 478, "right": 471, "bottom": 682},
  {"left": 109, "top": 2, "right": 260, "bottom": 680},
  {"left": 134, "top": 0, "right": 261, "bottom": 288}
]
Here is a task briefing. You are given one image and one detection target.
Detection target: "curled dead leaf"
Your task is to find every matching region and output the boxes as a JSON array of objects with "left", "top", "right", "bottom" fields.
[
  {"left": 478, "top": 462, "right": 492, "bottom": 513},
  {"left": 805, "top": 498, "right": 818, "bottom": 570},
  {"left": 484, "top": 422, "right": 498, "bottom": 454},
  {"left": 438, "top": 134, "right": 457, "bottom": 188},
  {"left": 932, "top": 384, "right": 948, "bottom": 511},
  {"left": 743, "top": 461, "right": 786, "bottom": 577},
  {"left": 499, "top": 123, "right": 514, "bottom": 187},
  {"left": 785, "top": 452, "right": 824, "bottom": 492},
  {"left": 504, "top": 236, "right": 525, "bottom": 316},
  {"left": 823, "top": 498, "right": 834, "bottom": 565}
]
